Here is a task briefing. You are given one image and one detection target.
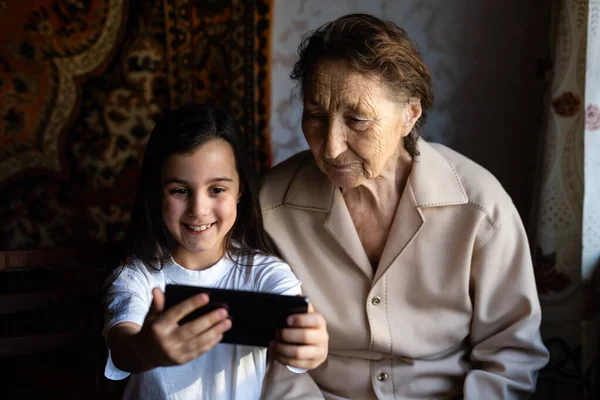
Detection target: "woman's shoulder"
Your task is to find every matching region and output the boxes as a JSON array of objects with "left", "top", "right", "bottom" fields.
[
  {"left": 259, "top": 151, "right": 320, "bottom": 211},
  {"left": 427, "top": 142, "right": 514, "bottom": 219},
  {"left": 429, "top": 143, "right": 501, "bottom": 182}
]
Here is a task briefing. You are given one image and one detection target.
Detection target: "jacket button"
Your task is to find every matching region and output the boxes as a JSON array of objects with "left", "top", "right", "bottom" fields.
[
  {"left": 371, "top": 296, "right": 381, "bottom": 305},
  {"left": 377, "top": 372, "right": 388, "bottom": 382}
]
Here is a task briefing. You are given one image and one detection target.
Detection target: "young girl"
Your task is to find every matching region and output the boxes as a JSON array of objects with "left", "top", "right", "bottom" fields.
[{"left": 103, "top": 103, "right": 328, "bottom": 399}]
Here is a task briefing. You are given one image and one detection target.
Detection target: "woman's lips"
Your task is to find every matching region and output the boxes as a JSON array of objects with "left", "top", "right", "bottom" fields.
[{"left": 326, "top": 163, "right": 356, "bottom": 173}]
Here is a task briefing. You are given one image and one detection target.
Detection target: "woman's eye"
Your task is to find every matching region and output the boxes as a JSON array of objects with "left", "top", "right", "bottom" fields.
[
  {"left": 348, "top": 116, "right": 367, "bottom": 123},
  {"left": 307, "top": 113, "right": 326, "bottom": 120},
  {"left": 347, "top": 117, "right": 369, "bottom": 129}
]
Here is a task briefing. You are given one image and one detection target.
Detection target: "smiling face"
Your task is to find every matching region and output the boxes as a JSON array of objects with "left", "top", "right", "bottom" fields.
[
  {"left": 161, "top": 139, "right": 240, "bottom": 270},
  {"left": 301, "top": 60, "right": 421, "bottom": 189}
]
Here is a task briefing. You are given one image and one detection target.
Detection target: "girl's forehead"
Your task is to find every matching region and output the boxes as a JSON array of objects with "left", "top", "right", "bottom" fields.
[{"left": 162, "top": 140, "right": 239, "bottom": 183}]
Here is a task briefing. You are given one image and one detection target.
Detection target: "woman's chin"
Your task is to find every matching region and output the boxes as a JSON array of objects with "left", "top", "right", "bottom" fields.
[
  {"left": 326, "top": 172, "right": 364, "bottom": 189},
  {"left": 316, "top": 162, "right": 364, "bottom": 188}
]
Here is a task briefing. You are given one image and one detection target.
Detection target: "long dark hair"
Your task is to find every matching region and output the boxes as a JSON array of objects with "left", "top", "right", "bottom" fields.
[{"left": 110, "top": 103, "right": 276, "bottom": 279}]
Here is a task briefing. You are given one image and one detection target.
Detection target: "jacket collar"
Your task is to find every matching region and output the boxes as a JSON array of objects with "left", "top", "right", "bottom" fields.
[
  {"left": 283, "top": 153, "right": 336, "bottom": 212},
  {"left": 283, "top": 139, "right": 468, "bottom": 210}
]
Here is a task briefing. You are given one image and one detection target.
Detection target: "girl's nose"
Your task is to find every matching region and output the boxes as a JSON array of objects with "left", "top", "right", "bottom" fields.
[{"left": 187, "top": 194, "right": 209, "bottom": 217}]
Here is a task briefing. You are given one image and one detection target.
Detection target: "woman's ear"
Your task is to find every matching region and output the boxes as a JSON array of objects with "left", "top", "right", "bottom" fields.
[
  {"left": 406, "top": 98, "right": 422, "bottom": 126},
  {"left": 400, "top": 98, "right": 423, "bottom": 138}
]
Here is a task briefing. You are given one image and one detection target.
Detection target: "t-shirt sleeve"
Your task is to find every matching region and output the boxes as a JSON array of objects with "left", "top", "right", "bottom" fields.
[
  {"left": 254, "top": 258, "right": 307, "bottom": 374},
  {"left": 103, "top": 265, "right": 153, "bottom": 380},
  {"left": 254, "top": 259, "right": 303, "bottom": 296}
]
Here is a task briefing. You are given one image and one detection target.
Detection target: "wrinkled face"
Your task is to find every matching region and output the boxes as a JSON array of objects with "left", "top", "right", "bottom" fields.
[
  {"left": 302, "top": 60, "right": 420, "bottom": 188},
  {"left": 161, "top": 139, "right": 240, "bottom": 269}
]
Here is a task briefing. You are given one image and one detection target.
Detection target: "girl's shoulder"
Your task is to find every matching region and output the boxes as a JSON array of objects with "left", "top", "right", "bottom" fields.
[
  {"left": 229, "top": 251, "right": 300, "bottom": 294},
  {"left": 228, "top": 243, "right": 288, "bottom": 271},
  {"left": 109, "top": 258, "right": 167, "bottom": 288},
  {"left": 236, "top": 251, "right": 290, "bottom": 272}
]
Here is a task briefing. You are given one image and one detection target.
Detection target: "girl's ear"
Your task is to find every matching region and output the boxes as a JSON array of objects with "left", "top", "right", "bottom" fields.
[{"left": 238, "top": 182, "right": 244, "bottom": 203}]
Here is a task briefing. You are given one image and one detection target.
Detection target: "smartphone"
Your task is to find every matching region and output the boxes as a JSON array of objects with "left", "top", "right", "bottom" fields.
[{"left": 164, "top": 284, "right": 310, "bottom": 347}]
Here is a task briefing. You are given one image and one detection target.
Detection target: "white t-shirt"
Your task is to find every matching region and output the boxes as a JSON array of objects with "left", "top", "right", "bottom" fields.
[{"left": 103, "top": 252, "right": 303, "bottom": 400}]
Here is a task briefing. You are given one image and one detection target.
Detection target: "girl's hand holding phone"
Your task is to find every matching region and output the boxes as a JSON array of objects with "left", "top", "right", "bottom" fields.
[
  {"left": 137, "top": 288, "right": 232, "bottom": 368},
  {"left": 270, "top": 302, "right": 329, "bottom": 370},
  {"left": 108, "top": 288, "right": 232, "bottom": 373}
]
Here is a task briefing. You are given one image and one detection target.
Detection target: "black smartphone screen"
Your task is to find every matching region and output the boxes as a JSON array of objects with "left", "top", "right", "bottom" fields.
[{"left": 164, "top": 284, "right": 309, "bottom": 347}]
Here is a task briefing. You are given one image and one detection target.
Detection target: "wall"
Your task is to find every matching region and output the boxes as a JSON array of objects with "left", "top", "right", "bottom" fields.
[{"left": 270, "top": 0, "right": 550, "bottom": 223}]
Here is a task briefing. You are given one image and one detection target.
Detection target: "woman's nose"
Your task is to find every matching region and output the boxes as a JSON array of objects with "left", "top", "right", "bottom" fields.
[{"left": 323, "top": 122, "right": 347, "bottom": 159}]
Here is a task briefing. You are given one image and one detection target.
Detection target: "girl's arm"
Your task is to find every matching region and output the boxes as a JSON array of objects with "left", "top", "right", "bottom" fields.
[
  {"left": 107, "top": 288, "right": 232, "bottom": 373},
  {"left": 270, "top": 302, "right": 328, "bottom": 370},
  {"left": 107, "top": 322, "right": 151, "bottom": 373},
  {"left": 257, "top": 261, "right": 329, "bottom": 370},
  {"left": 259, "top": 264, "right": 328, "bottom": 399}
]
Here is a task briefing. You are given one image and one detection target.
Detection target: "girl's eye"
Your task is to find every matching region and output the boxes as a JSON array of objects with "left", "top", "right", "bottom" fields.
[
  {"left": 210, "top": 187, "right": 226, "bottom": 194},
  {"left": 168, "top": 188, "right": 187, "bottom": 195}
]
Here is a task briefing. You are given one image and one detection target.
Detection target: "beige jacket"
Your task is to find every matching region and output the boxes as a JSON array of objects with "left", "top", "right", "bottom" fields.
[{"left": 259, "top": 140, "right": 549, "bottom": 399}]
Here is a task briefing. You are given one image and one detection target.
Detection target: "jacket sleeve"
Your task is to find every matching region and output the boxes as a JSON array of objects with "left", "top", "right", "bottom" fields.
[
  {"left": 464, "top": 205, "right": 549, "bottom": 399},
  {"left": 261, "top": 360, "right": 325, "bottom": 400}
]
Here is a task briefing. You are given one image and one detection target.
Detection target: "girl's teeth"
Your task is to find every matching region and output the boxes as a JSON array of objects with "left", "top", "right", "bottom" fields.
[{"left": 190, "top": 223, "right": 211, "bottom": 232}]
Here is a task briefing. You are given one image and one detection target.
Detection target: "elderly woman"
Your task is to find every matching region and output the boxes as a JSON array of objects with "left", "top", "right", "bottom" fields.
[{"left": 260, "top": 13, "right": 549, "bottom": 400}]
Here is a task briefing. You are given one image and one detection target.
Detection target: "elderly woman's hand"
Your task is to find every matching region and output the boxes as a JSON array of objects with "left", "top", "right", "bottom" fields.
[{"left": 270, "top": 302, "right": 328, "bottom": 370}]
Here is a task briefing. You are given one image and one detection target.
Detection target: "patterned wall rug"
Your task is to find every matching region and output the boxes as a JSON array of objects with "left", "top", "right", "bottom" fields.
[
  {"left": 0, "top": 0, "right": 272, "bottom": 250},
  {"left": 164, "top": 0, "right": 272, "bottom": 172}
]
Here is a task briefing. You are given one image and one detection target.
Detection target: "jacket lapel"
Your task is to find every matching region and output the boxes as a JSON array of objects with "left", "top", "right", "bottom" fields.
[
  {"left": 325, "top": 188, "right": 374, "bottom": 280},
  {"left": 282, "top": 140, "right": 469, "bottom": 283},
  {"left": 373, "top": 140, "right": 469, "bottom": 282},
  {"left": 283, "top": 155, "right": 374, "bottom": 280},
  {"left": 373, "top": 181, "right": 424, "bottom": 283}
]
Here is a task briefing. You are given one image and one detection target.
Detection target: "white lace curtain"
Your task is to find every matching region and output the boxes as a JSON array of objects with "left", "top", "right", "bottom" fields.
[{"left": 532, "top": 1, "right": 600, "bottom": 398}]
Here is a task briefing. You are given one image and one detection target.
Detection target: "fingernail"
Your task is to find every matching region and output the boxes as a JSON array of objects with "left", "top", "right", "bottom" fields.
[
  {"left": 287, "top": 316, "right": 294, "bottom": 325},
  {"left": 218, "top": 309, "right": 228, "bottom": 318}
]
